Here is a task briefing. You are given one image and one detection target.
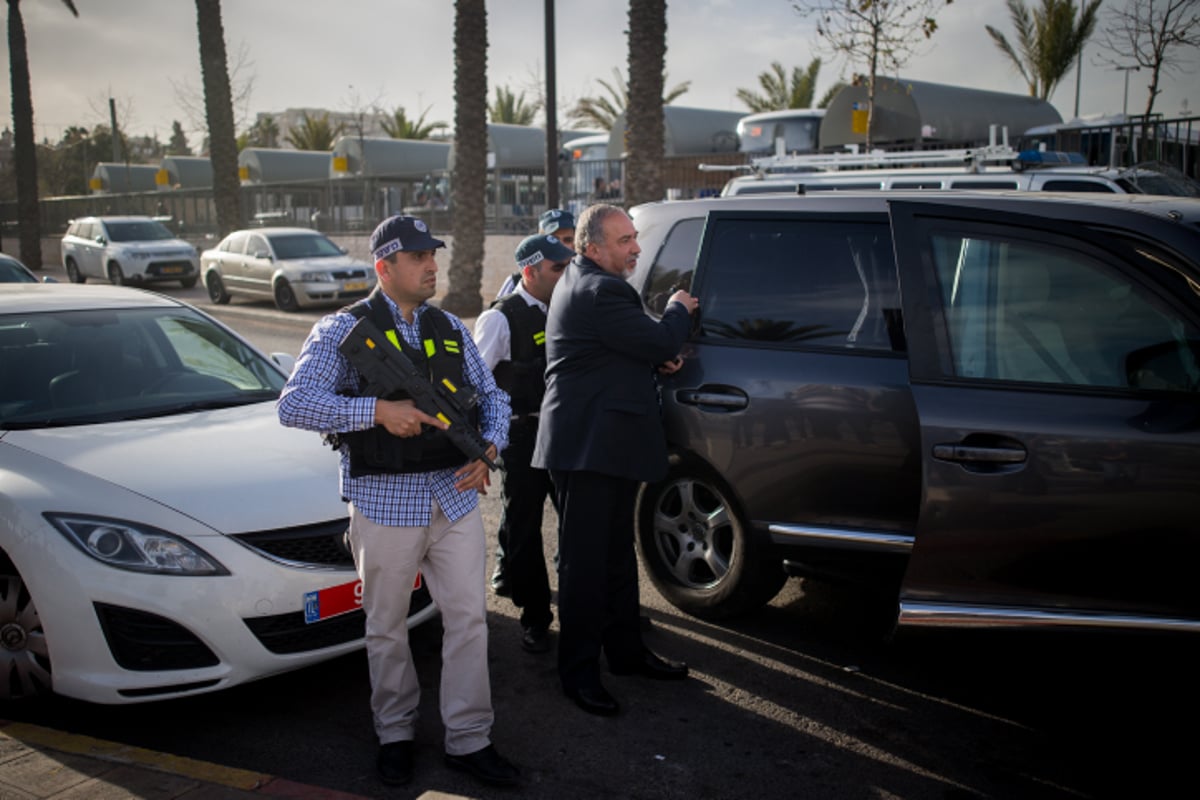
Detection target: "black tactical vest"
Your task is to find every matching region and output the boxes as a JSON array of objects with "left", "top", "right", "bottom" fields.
[
  {"left": 339, "top": 291, "right": 478, "bottom": 476},
  {"left": 491, "top": 292, "right": 547, "bottom": 416}
]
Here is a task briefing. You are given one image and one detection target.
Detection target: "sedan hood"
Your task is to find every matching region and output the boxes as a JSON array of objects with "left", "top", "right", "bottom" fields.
[{"left": 4, "top": 403, "right": 344, "bottom": 533}]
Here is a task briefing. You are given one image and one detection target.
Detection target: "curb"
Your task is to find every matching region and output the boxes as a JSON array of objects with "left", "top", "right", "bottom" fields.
[{"left": 0, "top": 720, "right": 372, "bottom": 799}]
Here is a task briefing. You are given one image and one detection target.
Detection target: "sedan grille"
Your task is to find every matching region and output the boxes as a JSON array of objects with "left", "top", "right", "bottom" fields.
[
  {"left": 233, "top": 519, "right": 354, "bottom": 567},
  {"left": 328, "top": 268, "right": 369, "bottom": 280},
  {"left": 94, "top": 603, "right": 219, "bottom": 671}
]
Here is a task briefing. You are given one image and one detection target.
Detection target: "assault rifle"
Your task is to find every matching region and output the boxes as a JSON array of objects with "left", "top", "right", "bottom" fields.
[{"left": 339, "top": 316, "right": 498, "bottom": 470}]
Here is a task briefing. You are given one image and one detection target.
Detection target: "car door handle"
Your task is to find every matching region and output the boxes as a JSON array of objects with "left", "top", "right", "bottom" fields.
[
  {"left": 932, "top": 443, "right": 1027, "bottom": 464},
  {"left": 675, "top": 389, "right": 748, "bottom": 410}
]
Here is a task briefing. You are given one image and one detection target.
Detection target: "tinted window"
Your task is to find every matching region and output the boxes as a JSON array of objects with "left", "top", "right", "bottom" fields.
[
  {"left": 803, "top": 182, "right": 884, "bottom": 192},
  {"left": 947, "top": 180, "right": 1020, "bottom": 190},
  {"left": 1040, "top": 179, "right": 1117, "bottom": 193},
  {"left": 104, "top": 220, "right": 174, "bottom": 242},
  {"left": 891, "top": 180, "right": 945, "bottom": 190},
  {"left": 268, "top": 233, "right": 343, "bottom": 259},
  {"left": 929, "top": 232, "right": 1200, "bottom": 391},
  {"left": 643, "top": 217, "right": 705, "bottom": 315},
  {"left": 697, "top": 218, "right": 900, "bottom": 350}
]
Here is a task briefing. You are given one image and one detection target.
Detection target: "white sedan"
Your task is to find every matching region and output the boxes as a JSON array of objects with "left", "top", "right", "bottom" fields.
[
  {"left": 200, "top": 227, "right": 375, "bottom": 312},
  {"left": 0, "top": 284, "right": 434, "bottom": 704}
]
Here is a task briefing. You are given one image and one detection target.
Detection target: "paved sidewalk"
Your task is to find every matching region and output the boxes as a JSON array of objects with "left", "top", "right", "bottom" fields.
[{"left": 0, "top": 721, "right": 467, "bottom": 800}]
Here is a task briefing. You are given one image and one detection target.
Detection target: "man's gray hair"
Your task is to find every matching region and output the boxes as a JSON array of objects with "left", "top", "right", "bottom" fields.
[{"left": 575, "top": 203, "right": 626, "bottom": 254}]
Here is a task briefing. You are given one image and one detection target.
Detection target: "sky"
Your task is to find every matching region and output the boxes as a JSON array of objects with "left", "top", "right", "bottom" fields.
[{"left": 5, "top": 0, "right": 1197, "bottom": 148}]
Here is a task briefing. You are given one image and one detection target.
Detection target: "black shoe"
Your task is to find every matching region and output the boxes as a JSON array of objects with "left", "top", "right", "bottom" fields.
[
  {"left": 490, "top": 569, "right": 511, "bottom": 597},
  {"left": 610, "top": 649, "right": 689, "bottom": 681},
  {"left": 377, "top": 740, "right": 414, "bottom": 787},
  {"left": 564, "top": 684, "right": 620, "bottom": 716},
  {"left": 521, "top": 625, "right": 551, "bottom": 653},
  {"left": 444, "top": 743, "right": 520, "bottom": 787}
]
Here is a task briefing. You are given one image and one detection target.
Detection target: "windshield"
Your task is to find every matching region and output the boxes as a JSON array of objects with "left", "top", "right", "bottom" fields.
[
  {"left": 104, "top": 220, "right": 176, "bottom": 243},
  {"left": 739, "top": 116, "right": 822, "bottom": 154},
  {"left": 0, "top": 306, "right": 286, "bottom": 429},
  {"left": 1116, "top": 162, "right": 1200, "bottom": 198},
  {"left": 0, "top": 258, "right": 36, "bottom": 283},
  {"left": 268, "top": 233, "right": 343, "bottom": 260}
]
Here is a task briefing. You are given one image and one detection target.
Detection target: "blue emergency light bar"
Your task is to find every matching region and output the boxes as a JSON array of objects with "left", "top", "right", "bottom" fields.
[{"left": 1015, "top": 150, "right": 1088, "bottom": 166}]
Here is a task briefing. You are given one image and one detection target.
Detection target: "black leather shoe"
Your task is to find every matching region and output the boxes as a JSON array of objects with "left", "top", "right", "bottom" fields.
[
  {"left": 521, "top": 625, "right": 551, "bottom": 653},
  {"left": 610, "top": 649, "right": 689, "bottom": 681},
  {"left": 377, "top": 740, "right": 414, "bottom": 786},
  {"left": 490, "top": 569, "right": 511, "bottom": 597},
  {"left": 565, "top": 684, "right": 620, "bottom": 716},
  {"left": 444, "top": 743, "right": 520, "bottom": 787}
]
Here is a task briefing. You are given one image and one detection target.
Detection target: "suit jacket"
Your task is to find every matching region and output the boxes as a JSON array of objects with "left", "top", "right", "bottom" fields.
[{"left": 532, "top": 254, "right": 691, "bottom": 482}]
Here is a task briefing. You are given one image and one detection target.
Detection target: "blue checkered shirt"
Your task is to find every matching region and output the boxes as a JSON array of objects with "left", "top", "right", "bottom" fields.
[{"left": 277, "top": 296, "right": 510, "bottom": 527}]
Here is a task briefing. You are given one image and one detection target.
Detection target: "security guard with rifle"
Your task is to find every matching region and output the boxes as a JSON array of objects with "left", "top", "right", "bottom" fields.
[{"left": 277, "top": 215, "right": 520, "bottom": 790}]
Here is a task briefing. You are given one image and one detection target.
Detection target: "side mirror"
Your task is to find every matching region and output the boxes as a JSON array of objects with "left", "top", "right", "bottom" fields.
[
  {"left": 94, "top": 235, "right": 107, "bottom": 245},
  {"left": 1125, "top": 339, "right": 1200, "bottom": 392},
  {"left": 253, "top": 250, "right": 272, "bottom": 261},
  {"left": 271, "top": 352, "right": 297, "bottom": 375}
]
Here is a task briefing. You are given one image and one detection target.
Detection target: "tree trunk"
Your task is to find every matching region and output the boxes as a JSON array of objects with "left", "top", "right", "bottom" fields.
[
  {"left": 194, "top": 0, "right": 241, "bottom": 237},
  {"left": 442, "top": 0, "right": 488, "bottom": 318},
  {"left": 625, "top": 0, "right": 666, "bottom": 208},
  {"left": 8, "top": 0, "right": 42, "bottom": 269}
]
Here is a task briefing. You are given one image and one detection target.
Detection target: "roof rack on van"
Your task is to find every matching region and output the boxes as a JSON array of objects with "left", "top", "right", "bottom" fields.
[{"left": 701, "top": 124, "right": 1020, "bottom": 178}]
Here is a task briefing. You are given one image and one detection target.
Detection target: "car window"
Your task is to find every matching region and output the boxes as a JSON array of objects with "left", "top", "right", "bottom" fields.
[
  {"left": 929, "top": 231, "right": 1200, "bottom": 391},
  {"left": 0, "top": 258, "right": 36, "bottom": 283},
  {"left": 246, "top": 235, "right": 270, "bottom": 257},
  {"left": 75, "top": 222, "right": 94, "bottom": 240},
  {"left": 267, "top": 233, "right": 343, "bottom": 260},
  {"left": 221, "top": 232, "right": 250, "bottom": 254},
  {"left": 643, "top": 217, "right": 705, "bottom": 315},
  {"left": 1039, "top": 179, "right": 1117, "bottom": 192},
  {"left": 104, "top": 220, "right": 174, "bottom": 242},
  {"left": 697, "top": 217, "right": 900, "bottom": 350},
  {"left": 947, "top": 179, "right": 1020, "bottom": 190}
]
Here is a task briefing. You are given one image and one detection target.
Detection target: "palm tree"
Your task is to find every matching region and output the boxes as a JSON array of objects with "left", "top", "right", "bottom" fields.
[
  {"left": 242, "top": 114, "right": 280, "bottom": 148},
  {"left": 7, "top": 0, "right": 78, "bottom": 270},
  {"left": 488, "top": 86, "right": 541, "bottom": 125},
  {"left": 737, "top": 59, "right": 826, "bottom": 112},
  {"left": 566, "top": 66, "right": 690, "bottom": 131},
  {"left": 625, "top": 0, "right": 667, "bottom": 207},
  {"left": 284, "top": 112, "right": 345, "bottom": 151},
  {"left": 194, "top": 0, "right": 242, "bottom": 237},
  {"left": 379, "top": 105, "right": 448, "bottom": 140},
  {"left": 986, "top": 0, "right": 1102, "bottom": 100},
  {"left": 442, "top": 0, "right": 488, "bottom": 318}
]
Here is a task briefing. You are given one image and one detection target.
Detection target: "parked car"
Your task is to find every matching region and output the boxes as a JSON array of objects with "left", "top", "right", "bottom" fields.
[
  {"left": 720, "top": 157, "right": 1200, "bottom": 197},
  {"left": 60, "top": 216, "right": 200, "bottom": 288},
  {"left": 200, "top": 227, "right": 375, "bottom": 312},
  {"left": 0, "top": 254, "right": 52, "bottom": 283},
  {"left": 0, "top": 284, "right": 435, "bottom": 704},
  {"left": 628, "top": 191, "right": 1200, "bottom": 635}
]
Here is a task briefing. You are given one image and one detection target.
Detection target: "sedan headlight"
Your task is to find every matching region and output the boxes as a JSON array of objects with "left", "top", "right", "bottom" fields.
[
  {"left": 297, "top": 271, "right": 336, "bottom": 282},
  {"left": 45, "top": 514, "right": 229, "bottom": 576}
]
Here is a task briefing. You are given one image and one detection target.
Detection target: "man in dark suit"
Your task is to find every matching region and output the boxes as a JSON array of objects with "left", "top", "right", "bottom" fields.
[{"left": 532, "top": 203, "right": 698, "bottom": 716}]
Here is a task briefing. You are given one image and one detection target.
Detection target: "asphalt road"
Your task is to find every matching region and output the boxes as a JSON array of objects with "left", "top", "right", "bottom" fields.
[{"left": 4, "top": 277, "right": 1193, "bottom": 799}]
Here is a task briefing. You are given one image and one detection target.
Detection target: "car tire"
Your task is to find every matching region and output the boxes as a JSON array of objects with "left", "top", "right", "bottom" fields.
[
  {"left": 205, "top": 272, "right": 231, "bottom": 304},
  {"left": 273, "top": 280, "right": 300, "bottom": 312},
  {"left": 107, "top": 262, "right": 126, "bottom": 286},
  {"left": 180, "top": 276, "right": 198, "bottom": 289},
  {"left": 0, "top": 554, "right": 53, "bottom": 701},
  {"left": 636, "top": 462, "right": 786, "bottom": 620},
  {"left": 64, "top": 257, "right": 85, "bottom": 284}
]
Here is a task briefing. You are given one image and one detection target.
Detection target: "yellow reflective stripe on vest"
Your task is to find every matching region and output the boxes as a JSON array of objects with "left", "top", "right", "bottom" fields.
[
  {"left": 442, "top": 339, "right": 460, "bottom": 354},
  {"left": 424, "top": 338, "right": 436, "bottom": 357},
  {"left": 533, "top": 330, "right": 546, "bottom": 346},
  {"left": 385, "top": 330, "right": 402, "bottom": 350}
]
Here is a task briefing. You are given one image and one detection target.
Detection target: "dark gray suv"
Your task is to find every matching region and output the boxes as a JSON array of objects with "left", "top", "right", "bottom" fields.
[{"left": 628, "top": 192, "right": 1200, "bottom": 635}]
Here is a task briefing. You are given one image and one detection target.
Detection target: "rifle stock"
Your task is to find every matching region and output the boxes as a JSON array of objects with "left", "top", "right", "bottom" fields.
[{"left": 339, "top": 317, "right": 498, "bottom": 471}]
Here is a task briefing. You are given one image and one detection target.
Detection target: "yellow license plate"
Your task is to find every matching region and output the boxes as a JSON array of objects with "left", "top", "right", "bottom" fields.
[
  {"left": 161, "top": 265, "right": 183, "bottom": 274},
  {"left": 343, "top": 280, "right": 368, "bottom": 291}
]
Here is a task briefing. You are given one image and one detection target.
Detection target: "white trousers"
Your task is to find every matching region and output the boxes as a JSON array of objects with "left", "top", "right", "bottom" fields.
[{"left": 347, "top": 500, "right": 493, "bottom": 755}]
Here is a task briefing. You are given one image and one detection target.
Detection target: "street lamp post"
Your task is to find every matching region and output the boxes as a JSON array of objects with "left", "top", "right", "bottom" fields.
[{"left": 1116, "top": 65, "right": 1140, "bottom": 117}]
